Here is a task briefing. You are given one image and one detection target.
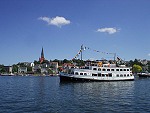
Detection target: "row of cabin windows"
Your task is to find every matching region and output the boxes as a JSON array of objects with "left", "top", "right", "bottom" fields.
[
  {"left": 92, "top": 73, "right": 112, "bottom": 77},
  {"left": 116, "top": 74, "right": 133, "bottom": 77},
  {"left": 93, "top": 68, "right": 130, "bottom": 71},
  {"left": 75, "top": 72, "right": 87, "bottom": 75}
]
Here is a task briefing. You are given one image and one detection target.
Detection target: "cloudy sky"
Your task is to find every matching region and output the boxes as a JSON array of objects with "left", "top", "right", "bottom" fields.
[{"left": 0, "top": 0, "right": 150, "bottom": 65}]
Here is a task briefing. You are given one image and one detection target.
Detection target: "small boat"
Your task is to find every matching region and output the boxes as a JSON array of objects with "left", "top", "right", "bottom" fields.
[{"left": 138, "top": 72, "right": 150, "bottom": 77}]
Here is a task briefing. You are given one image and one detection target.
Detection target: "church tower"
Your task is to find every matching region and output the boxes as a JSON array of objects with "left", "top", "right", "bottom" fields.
[{"left": 39, "top": 47, "right": 45, "bottom": 63}]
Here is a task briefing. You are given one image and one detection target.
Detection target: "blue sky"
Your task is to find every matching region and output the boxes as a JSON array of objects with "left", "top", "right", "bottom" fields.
[{"left": 0, "top": 0, "right": 150, "bottom": 65}]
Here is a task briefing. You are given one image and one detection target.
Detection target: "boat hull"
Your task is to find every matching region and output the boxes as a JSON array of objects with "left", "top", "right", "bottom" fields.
[
  {"left": 138, "top": 73, "right": 150, "bottom": 77},
  {"left": 59, "top": 73, "right": 134, "bottom": 82}
]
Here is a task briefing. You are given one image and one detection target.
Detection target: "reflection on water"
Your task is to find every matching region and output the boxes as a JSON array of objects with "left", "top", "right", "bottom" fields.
[{"left": 59, "top": 81, "right": 135, "bottom": 112}]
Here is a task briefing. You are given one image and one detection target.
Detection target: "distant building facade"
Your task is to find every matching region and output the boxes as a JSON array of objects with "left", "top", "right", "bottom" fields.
[
  {"left": 18, "top": 67, "right": 27, "bottom": 73},
  {"left": 50, "top": 62, "right": 58, "bottom": 74},
  {"left": 3, "top": 66, "right": 12, "bottom": 73}
]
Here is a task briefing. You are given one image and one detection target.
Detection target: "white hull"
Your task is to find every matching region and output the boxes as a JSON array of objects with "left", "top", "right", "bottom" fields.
[{"left": 60, "top": 72, "right": 134, "bottom": 82}]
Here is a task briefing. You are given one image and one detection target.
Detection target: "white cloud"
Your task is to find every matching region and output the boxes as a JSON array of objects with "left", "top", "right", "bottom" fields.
[
  {"left": 38, "top": 16, "right": 71, "bottom": 27},
  {"left": 97, "top": 27, "right": 118, "bottom": 34},
  {"left": 148, "top": 53, "right": 150, "bottom": 56}
]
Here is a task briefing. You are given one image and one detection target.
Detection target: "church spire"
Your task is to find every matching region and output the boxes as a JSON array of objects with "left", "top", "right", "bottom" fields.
[
  {"left": 41, "top": 47, "right": 44, "bottom": 58},
  {"left": 39, "top": 47, "right": 45, "bottom": 63}
]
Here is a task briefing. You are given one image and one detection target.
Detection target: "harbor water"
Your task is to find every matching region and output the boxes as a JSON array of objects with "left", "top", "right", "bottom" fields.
[{"left": 0, "top": 76, "right": 150, "bottom": 113}]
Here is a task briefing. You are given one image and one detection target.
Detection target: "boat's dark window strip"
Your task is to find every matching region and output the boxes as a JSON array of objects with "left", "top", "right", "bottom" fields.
[
  {"left": 93, "top": 68, "right": 97, "bottom": 70},
  {"left": 102, "top": 74, "right": 105, "bottom": 77},
  {"left": 108, "top": 73, "right": 112, "bottom": 77},
  {"left": 107, "top": 69, "right": 110, "bottom": 71},
  {"left": 102, "top": 69, "right": 106, "bottom": 71},
  {"left": 84, "top": 73, "right": 87, "bottom": 75},
  {"left": 98, "top": 68, "right": 101, "bottom": 71},
  {"left": 111, "top": 69, "right": 114, "bottom": 71},
  {"left": 98, "top": 73, "right": 101, "bottom": 76},
  {"left": 92, "top": 74, "right": 97, "bottom": 76},
  {"left": 116, "top": 69, "right": 119, "bottom": 71},
  {"left": 85, "top": 67, "right": 89, "bottom": 69},
  {"left": 80, "top": 73, "right": 83, "bottom": 75},
  {"left": 120, "top": 74, "right": 123, "bottom": 77},
  {"left": 75, "top": 72, "right": 78, "bottom": 75}
]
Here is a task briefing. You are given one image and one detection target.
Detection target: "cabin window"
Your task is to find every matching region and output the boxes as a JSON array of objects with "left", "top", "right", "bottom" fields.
[
  {"left": 127, "top": 74, "right": 129, "bottom": 76},
  {"left": 130, "top": 74, "right": 132, "bottom": 76},
  {"left": 116, "top": 69, "right": 119, "bottom": 71},
  {"left": 111, "top": 69, "right": 114, "bottom": 71},
  {"left": 107, "top": 69, "right": 110, "bottom": 71},
  {"left": 120, "top": 74, "right": 123, "bottom": 77},
  {"left": 75, "top": 72, "right": 78, "bottom": 75},
  {"left": 127, "top": 69, "right": 129, "bottom": 71},
  {"left": 92, "top": 74, "right": 97, "bottom": 76},
  {"left": 120, "top": 69, "right": 123, "bottom": 71},
  {"left": 117, "top": 74, "right": 119, "bottom": 77},
  {"left": 102, "top": 74, "right": 105, "bottom": 77},
  {"left": 98, "top": 73, "right": 101, "bottom": 76},
  {"left": 124, "top": 74, "right": 126, "bottom": 77},
  {"left": 108, "top": 73, "right": 112, "bottom": 77},
  {"left": 124, "top": 69, "right": 126, "bottom": 71},
  {"left": 80, "top": 73, "right": 83, "bottom": 75},
  {"left": 102, "top": 69, "right": 106, "bottom": 71},
  {"left": 106, "top": 74, "right": 108, "bottom": 77},
  {"left": 85, "top": 67, "right": 89, "bottom": 69},
  {"left": 84, "top": 73, "right": 87, "bottom": 75},
  {"left": 98, "top": 68, "right": 101, "bottom": 71},
  {"left": 93, "top": 68, "right": 97, "bottom": 70}
]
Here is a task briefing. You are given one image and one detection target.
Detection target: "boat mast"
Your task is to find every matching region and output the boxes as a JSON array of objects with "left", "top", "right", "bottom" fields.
[
  {"left": 114, "top": 53, "right": 116, "bottom": 61},
  {"left": 81, "top": 44, "right": 83, "bottom": 60}
]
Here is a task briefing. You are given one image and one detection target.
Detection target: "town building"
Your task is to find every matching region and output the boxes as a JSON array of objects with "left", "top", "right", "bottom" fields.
[
  {"left": 18, "top": 67, "right": 27, "bottom": 74},
  {"left": 50, "top": 62, "right": 58, "bottom": 74},
  {"left": 3, "top": 66, "right": 12, "bottom": 73}
]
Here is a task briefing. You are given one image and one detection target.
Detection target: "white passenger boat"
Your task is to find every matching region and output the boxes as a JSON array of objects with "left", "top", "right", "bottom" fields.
[
  {"left": 60, "top": 45, "right": 134, "bottom": 82},
  {"left": 60, "top": 63, "right": 134, "bottom": 82}
]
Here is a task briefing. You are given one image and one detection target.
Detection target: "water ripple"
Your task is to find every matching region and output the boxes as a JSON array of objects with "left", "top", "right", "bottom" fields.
[{"left": 0, "top": 76, "right": 150, "bottom": 113}]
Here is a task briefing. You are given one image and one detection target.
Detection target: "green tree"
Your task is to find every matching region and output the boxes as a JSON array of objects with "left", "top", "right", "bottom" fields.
[
  {"left": 134, "top": 59, "right": 143, "bottom": 66},
  {"left": 17, "top": 63, "right": 26, "bottom": 67},
  {"left": 63, "top": 59, "right": 71, "bottom": 64},
  {"left": 0, "top": 65, "right": 5, "bottom": 73},
  {"left": 12, "top": 64, "right": 18, "bottom": 73},
  {"left": 148, "top": 61, "right": 150, "bottom": 72},
  {"left": 36, "top": 69, "right": 41, "bottom": 74},
  {"left": 42, "top": 60, "right": 49, "bottom": 64},
  {"left": 72, "top": 59, "right": 85, "bottom": 67},
  {"left": 48, "top": 68, "right": 54, "bottom": 74},
  {"left": 27, "top": 66, "right": 32, "bottom": 72},
  {"left": 132, "top": 64, "right": 142, "bottom": 73},
  {"left": 34, "top": 60, "right": 40, "bottom": 65}
]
